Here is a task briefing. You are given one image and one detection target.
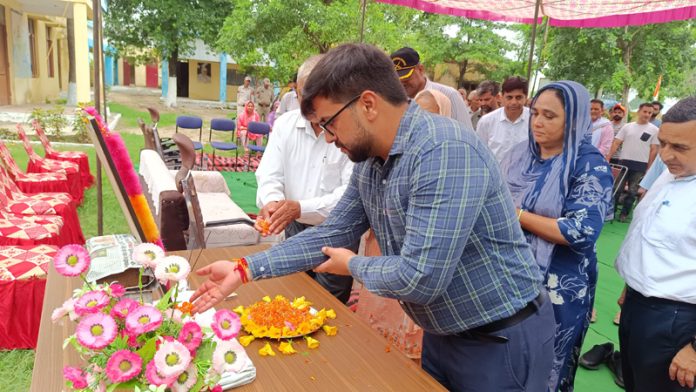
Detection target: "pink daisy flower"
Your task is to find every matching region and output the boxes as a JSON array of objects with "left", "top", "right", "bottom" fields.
[
  {"left": 111, "top": 298, "right": 139, "bottom": 319},
  {"left": 125, "top": 305, "right": 162, "bottom": 335},
  {"left": 105, "top": 350, "right": 143, "bottom": 383},
  {"left": 211, "top": 309, "right": 241, "bottom": 340},
  {"left": 154, "top": 256, "right": 191, "bottom": 284},
  {"left": 76, "top": 313, "right": 117, "bottom": 350},
  {"left": 153, "top": 339, "right": 191, "bottom": 378},
  {"left": 212, "top": 339, "right": 248, "bottom": 374},
  {"left": 178, "top": 322, "right": 203, "bottom": 352},
  {"left": 53, "top": 244, "right": 90, "bottom": 277},
  {"left": 51, "top": 297, "right": 75, "bottom": 322},
  {"left": 132, "top": 243, "right": 164, "bottom": 269},
  {"left": 109, "top": 283, "right": 126, "bottom": 298},
  {"left": 145, "top": 360, "right": 177, "bottom": 387},
  {"left": 63, "top": 366, "right": 88, "bottom": 389},
  {"left": 171, "top": 364, "right": 198, "bottom": 392},
  {"left": 74, "top": 290, "right": 110, "bottom": 316}
]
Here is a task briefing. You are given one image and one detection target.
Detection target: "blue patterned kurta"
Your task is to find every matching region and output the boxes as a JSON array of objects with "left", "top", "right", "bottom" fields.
[{"left": 521, "top": 144, "right": 614, "bottom": 391}]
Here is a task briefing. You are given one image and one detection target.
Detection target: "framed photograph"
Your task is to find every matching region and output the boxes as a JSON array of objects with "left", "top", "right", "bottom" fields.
[{"left": 197, "top": 62, "right": 211, "bottom": 83}]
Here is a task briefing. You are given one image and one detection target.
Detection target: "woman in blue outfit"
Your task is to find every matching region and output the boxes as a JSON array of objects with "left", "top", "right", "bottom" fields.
[{"left": 502, "top": 81, "right": 614, "bottom": 392}]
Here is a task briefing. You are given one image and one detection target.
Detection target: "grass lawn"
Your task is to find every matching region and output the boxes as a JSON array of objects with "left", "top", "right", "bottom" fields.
[{"left": 0, "top": 109, "right": 630, "bottom": 391}]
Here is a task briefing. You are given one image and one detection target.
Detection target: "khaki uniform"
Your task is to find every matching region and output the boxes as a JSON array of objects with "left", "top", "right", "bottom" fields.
[
  {"left": 236, "top": 85, "right": 254, "bottom": 114},
  {"left": 255, "top": 86, "right": 274, "bottom": 122}
]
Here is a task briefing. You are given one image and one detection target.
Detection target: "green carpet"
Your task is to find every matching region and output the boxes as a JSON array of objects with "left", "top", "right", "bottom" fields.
[{"left": 219, "top": 171, "right": 631, "bottom": 391}]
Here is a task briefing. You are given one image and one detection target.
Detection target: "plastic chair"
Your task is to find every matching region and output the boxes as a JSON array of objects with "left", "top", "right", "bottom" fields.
[
  {"left": 208, "top": 118, "right": 238, "bottom": 171},
  {"left": 246, "top": 121, "right": 270, "bottom": 171},
  {"left": 175, "top": 116, "right": 204, "bottom": 151},
  {"left": 609, "top": 163, "right": 629, "bottom": 223}
]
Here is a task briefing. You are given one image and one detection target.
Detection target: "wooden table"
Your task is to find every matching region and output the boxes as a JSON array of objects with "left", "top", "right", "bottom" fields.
[{"left": 31, "top": 245, "right": 445, "bottom": 391}]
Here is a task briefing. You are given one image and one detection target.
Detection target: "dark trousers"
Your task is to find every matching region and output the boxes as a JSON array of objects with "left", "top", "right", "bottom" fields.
[
  {"left": 619, "top": 287, "right": 696, "bottom": 392},
  {"left": 285, "top": 221, "right": 354, "bottom": 304},
  {"left": 615, "top": 169, "right": 645, "bottom": 217},
  {"left": 421, "top": 292, "right": 555, "bottom": 391}
]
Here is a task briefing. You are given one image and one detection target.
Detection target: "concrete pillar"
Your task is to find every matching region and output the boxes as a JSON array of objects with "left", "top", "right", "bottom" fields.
[
  {"left": 219, "top": 53, "right": 227, "bottom": 103},
  {"left": 161, "top": 60, "right": 168, "bottom": 99},
  {"left": 72, "top": 2, "right": 90, "bottom": 103},
  {"left": 104, "top": 54, "right": 114, "bottom": 87}
]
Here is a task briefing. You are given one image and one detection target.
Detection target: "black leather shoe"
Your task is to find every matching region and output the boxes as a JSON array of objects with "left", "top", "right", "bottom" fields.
[
  {"left": 579, "top": 342, "right": 614, "bottom": 370},
  {"left": 607, "top": 351, "right": 625, "bottom": 389}
]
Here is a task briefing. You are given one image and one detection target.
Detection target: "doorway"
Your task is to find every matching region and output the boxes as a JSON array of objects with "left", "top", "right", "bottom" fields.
[
  {"left": 176, "top": 61, "right": 188, "bottom": 97},
  {"left": 0, "top": 6, "right": 12, "bottom": 105}
]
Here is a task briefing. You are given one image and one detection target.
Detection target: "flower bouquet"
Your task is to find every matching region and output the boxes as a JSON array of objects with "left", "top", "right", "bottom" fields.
[{"left": 52, "top": 243, "right": 252, "bottom": 392}]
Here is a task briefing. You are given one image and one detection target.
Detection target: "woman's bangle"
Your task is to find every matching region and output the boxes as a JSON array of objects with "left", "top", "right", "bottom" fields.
[
  {"left": 518, "top": 208, "right": 525, "bottom": 220},
  {"left": 230, "top": 258, "right": 250, "bottom": 284}
]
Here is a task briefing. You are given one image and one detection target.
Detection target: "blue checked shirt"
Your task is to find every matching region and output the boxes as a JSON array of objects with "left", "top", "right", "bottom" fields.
[{"left": 247, "top": 103, "right": 542, "bottom": 335}]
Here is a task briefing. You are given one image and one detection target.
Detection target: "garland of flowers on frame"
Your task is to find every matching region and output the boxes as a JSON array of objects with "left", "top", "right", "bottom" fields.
[{"left": 82, "top": 107, "right": 163, "bottom": 248}]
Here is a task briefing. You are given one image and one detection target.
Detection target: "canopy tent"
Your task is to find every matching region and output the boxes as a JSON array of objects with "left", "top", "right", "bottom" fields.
[
  {"left": 375, "top": 0, "right": 696, "bottom": 27},
  {"left": 373, "top": 0, "right": 696, "bottom": 81}
]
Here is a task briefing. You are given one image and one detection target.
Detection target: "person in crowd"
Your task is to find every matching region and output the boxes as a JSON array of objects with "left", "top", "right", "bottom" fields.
[
  {"left": 414, "top": 89, "right": 452, "bottom": 117},
  {"left": 476, "top": 76, "right": 530, "bottom": 163},
  {"left": 277, "top": 74, "right": 299, "bottom": 116},
  {"left": 236, "top": 76, "right": 254, "bottom": 115},
  {"left": 266, "top": 101, "right": 281, "bottom": 128},
  {"left": 255, "top": 78, "right": 274, "bottom": 122},
  {"left": 609, "top": 103, "right": 628, "bottom": 162},
  {"left": 589, "top": 99, "right": 615, "bottom": 157},
  {"left": 608, "top": 103, "right": 660, "bottom": 222},
  {"left": 650, "top": 100, "right": 663, "bottom": 127},
  {"left": 501, "top": 81, "right": 614, "bottom": 391},
  {"left": 355, "top": 87, "right": 453, "bottom": 361},
  {"left": 190, "top": 43, "right": 554, "bottom": 392},
  {"left": 236, "top": 100, "right": 262, "bottom": 153},
  {"left": 468, "top": 90, "right": 480, "bottom": 113},
  {"left": 254, "top": 55, "right": 354, "bottom": 303},
  {"left": 472, "top": 80, "right": 500, "bottom": 129},
  {"left": 615, "top": 96, "right": 696, "bottom": 392},
  {"left": 457, "top": 87, "right": 467, "bottom": 103},
  {"left": 390, "top": 47, "right": 473, "bottom": 129}
]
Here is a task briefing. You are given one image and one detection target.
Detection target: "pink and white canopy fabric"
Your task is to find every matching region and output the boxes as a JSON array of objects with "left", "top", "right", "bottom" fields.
[{"left": 376, "top": 0, "right": 696, "bottom": 27}]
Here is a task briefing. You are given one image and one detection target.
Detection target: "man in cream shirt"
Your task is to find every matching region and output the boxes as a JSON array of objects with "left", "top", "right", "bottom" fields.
[
  {"left": 255, "top": 55, "right": 354, "bottom": 303},
  {"left": 615, "top": 96, "right": 696, "bottom": 392}
]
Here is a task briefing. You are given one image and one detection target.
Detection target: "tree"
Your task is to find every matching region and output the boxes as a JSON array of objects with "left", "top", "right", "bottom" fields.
[
  {"left": 104, "top": 0, "right": 232, "bottom": 107},
  {"left": 412, "top": 15, "right": 519, "bottom": 87},
  {"left": 215, "top": 0, "right": 418, "bottom": 82},
  {"left": 544, "top": 21, "right": 696, "bottom": 106}
]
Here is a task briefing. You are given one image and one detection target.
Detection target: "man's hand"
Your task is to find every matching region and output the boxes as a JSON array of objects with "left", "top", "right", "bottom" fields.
[
  {"left": 314, "top": 247, "right": 355, "bottom": 276},
  {"left": 670, "top": 343, "right": 696, "bottom": 388},
  {"left": 268, "top": 200, "right": 301, "bottom": 234},
  {"left": 256, "top": 201, "right": 280, "bottom": 235},
  {"left": 190, "top": 261, "right": 243, "bottom": 314},
  {"left": 617, "top": 286, "right": 627, "bottom": 307}
]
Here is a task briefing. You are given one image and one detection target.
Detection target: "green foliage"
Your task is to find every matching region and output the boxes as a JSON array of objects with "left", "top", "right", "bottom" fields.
[
  {"left": 545, "top": 21, "right": 696, "bottom": 102},
  {"left": 30, "top": 105, "right": 69, "bottom": 138},
  {"left": 104, "top": 0, "right": 233, "bottom": 65},
  {"left": 410, "top": 14, "right": 521, "bottom": 85},
  {"left": 216, "top": 0, "right": 419, "bottom": 81}
]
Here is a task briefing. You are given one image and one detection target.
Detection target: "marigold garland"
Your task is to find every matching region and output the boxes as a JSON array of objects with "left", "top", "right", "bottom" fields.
[{"left": 82, "top": 107, "right": 163, "bottom": 247}]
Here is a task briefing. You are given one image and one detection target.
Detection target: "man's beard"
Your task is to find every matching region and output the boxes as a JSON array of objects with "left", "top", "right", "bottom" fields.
[
  {"left": 612, "top": 115, "right": 623, "bottom": 121},
  {"left": 337, "top": 116, "right": 372, "bottom": 163}
]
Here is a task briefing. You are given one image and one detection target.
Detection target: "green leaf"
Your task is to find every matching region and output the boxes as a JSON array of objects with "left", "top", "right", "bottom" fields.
[
  {"left": 155, "top": 286, "right": 175, "bottom": 311},
  {"left": 137, "top": 336, "right": 158, "bottom": 364}
]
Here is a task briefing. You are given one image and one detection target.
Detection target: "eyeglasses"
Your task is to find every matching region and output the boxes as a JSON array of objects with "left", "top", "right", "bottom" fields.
[{"left": 319, "top": 94, "right": 361, "bottom": 137}]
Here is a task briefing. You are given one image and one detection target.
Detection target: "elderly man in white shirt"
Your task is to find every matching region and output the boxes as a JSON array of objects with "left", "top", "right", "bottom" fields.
[
  {"left": 255, "top": 55, "right": 355, "bottom": 303},
  {"left": 475, "top": 76, "right": 530, "bottom": 163},
  {"left": 615, "top": 96, "right": 696, "bottom": 392}
]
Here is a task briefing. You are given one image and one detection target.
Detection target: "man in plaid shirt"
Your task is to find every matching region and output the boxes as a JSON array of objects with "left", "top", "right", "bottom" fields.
[{"left": 192, "top": 44, "right": 554, "bottom": 391}]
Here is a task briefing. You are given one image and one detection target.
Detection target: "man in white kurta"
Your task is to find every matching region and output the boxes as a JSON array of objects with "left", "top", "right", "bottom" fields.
[
  {"left": 255, "top": 55, "right": 355, "bottom": 303},
  {"left": 615, "top": 96, "right": 696, "bottom": 392}
]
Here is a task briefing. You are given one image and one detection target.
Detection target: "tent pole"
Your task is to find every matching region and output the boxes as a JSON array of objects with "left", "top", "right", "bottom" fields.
[
  {"left": 526, "top": 0, "right": 542, "bottom": 83},
  {"left": 93, "top": 0, "right": 104, "bottom": 235},
  {"left": 359, "top": 0, "right": 367, "bottom": 43}
]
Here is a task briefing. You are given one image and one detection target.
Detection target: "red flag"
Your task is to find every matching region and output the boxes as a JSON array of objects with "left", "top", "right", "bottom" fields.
[{"left": 652, "top": 74, "right": 662, "bottom": 100}]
